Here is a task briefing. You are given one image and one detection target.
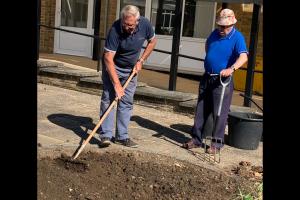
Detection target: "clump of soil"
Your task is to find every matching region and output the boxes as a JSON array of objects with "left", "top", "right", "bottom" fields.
[
  {"left": 231, "top": 161, "right": 263, "bottom": 181},
  {"left": 56, "top": 153, "right": 90, "bottom": 173},
  {"left": 38, "top": 150, "right": 257, "bottom": 200}
]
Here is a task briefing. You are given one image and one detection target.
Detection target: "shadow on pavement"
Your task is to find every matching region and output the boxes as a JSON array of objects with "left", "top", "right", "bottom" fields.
[
  {"left": 171, "top": 115, "right": 229, "bottom": 145},
  {"left": 170, "top": 124, "right": 193, "bottom": 134},
  {"left": 47, "top": 113, "right": 101, "bottom": 146},
  {"left": 131, "top": 116, "right": 212, "bottom": 162},
  {"left": 130, "top": 115, "right": 191, "bottom": 144}
]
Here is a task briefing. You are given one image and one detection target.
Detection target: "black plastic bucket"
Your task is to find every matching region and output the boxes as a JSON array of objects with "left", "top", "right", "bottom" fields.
[{"left": 228, "top": 112, "right": 263, "bottom": 150}]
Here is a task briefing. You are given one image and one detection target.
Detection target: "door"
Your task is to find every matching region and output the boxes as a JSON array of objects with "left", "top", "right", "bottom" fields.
[{"left": 54, "top": 0, "right": 94, "bottom": 58}]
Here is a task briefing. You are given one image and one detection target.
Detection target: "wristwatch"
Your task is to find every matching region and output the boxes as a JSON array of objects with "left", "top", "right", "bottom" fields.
[{"left": 231, "top": 65, "right": 236, "bottom": 72}]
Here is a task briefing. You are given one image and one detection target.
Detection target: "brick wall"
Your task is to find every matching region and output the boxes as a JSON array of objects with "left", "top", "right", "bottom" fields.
[
  {"left": 39, "top": 0, "right": 116, "bottom": 55},
  {"left": 99, "top": 0, "right": 118, "bottom": 55},
  {"left": 99, "top": 0, "right": 118, "bottom": 38},
  {"left": 39, "top": 0, "right": 56, "bottom": 53}
]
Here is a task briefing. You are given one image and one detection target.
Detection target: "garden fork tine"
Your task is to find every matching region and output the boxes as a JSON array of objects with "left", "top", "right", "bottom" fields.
[
  {"left": 204, "top": 136, "right": 222, "bottom": 163},
  {"left": 204, "top": 75, "right": 231, "bottom": 163}
]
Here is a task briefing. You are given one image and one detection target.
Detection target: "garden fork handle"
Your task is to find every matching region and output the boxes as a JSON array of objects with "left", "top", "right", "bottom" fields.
[{"left": 217, "top": 75, "right": 232, "bottom": 116}]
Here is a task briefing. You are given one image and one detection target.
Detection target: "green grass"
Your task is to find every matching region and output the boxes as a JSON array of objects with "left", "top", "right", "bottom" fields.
[{"left": 232, "top": 182, "right": 263, "bottom": 200}]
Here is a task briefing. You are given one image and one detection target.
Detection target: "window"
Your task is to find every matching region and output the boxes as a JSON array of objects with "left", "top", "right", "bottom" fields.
[
  {"left": 151, "top": 0, "right": 176, "bottom": 35},
  {"left": 242, "top": 4, "right": 253, "bottom": 12},
  {"left": 61, "top": 0, "right": 89, "bottom": 28},
  {"left": 182, "top": 0, "right": 216, "bottom": 38},
  {"left": 150, "top": 0, "right": 215, "bottom": 38}
]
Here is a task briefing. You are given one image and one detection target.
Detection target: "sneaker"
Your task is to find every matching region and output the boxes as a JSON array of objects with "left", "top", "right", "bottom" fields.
[
  {"left": 99, "top": 137, "right": 111, "bottom": 147},
  {"left": 182, "top": 138, "right": 201, "bottom": 149},
  {"left": 114, "top": 138, "right": 138, "bottom": 148}
]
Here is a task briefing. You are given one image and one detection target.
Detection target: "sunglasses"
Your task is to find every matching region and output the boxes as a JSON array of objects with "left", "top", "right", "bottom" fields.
[
  {"left": 122, "top": 19, "right": 139, "bottom": 28},
  {"left": 123, "top": 22, "right": 137, "bottom": 28},
  {"left": 218, "top": 25, "right": 233, "bottom": 29}
]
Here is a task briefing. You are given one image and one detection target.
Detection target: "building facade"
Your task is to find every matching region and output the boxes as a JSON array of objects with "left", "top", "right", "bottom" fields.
[{"left": 39, "top": 0, "right": 263, "bottom": 94}]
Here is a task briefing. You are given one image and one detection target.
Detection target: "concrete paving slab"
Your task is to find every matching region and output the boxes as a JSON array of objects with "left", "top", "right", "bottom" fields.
[
  {"left": 79, "top": 76, "right": 148, "bottom": 87},
  {"left": 38, "top": 54, "right": 263, "bottom": 111},
  {"left": 39, "top": 66, "right": 99, "bottom": 78},
  {"left": 38, "top": 83, "right": 262, "bottom": 173},
  {"left": 39, "top": 58, "right": 97, "bottom": 72},
  {"left": 135, "top": 86, "right": 198, "bottom": 104},
  {"left": 38, "top": 60, "right": 63, "bottom": 68},
  {"left": 38, "top": 59, "right": 262, "bottom": 116}
]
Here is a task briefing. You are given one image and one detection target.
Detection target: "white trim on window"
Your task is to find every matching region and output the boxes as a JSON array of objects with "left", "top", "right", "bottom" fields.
[
  {"left": 145, "top": 0, "right": 151, "bottom": 19},
  {"left": 116, "top": 0, "right": 120, "bottom": 20},
  {"left": 54, "top": 0, "right": 61, "bottom": 53},
  {"left": 179, "top": 0, "right": 186, "bottom": 38}
]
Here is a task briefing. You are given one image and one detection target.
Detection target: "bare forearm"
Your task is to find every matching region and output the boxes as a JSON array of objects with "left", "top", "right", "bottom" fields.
[
  {"left": 221, "top": 53, "right": 248, "bottom": 77},
  {"left": 232, "top": 53, "right": 248, "bottom": 70},
  {"left": 139, "top": 37, "right": 157, "bottom": 61},
  {"left": 103, "top": 53, "right": 121, "bottom": 87}
]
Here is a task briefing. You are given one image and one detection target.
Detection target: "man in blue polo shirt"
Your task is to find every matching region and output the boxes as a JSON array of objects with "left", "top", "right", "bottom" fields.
[
  {"left": 182, "top": 9, "right": 248, "bottom": 154},
  {"left": 99, "top": 5, "right": 157, "bottom": 148}
]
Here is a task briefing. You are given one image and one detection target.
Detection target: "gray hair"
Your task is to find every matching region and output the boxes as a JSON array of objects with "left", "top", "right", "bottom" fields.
[{"left": 121, "top": 5, "right": 140, "bottom": 20}]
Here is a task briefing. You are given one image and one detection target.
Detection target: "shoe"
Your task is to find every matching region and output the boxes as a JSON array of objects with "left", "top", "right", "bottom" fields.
[
  {"left": 205, "top": 146, "right": 220, "bottom": 154},
  {"left": 114, "top": 138, "right": 138, "bottom": 148},
  {"left": 182, "top": 138, "right": 201, "bottom": 149},
  {"left": 99, "top": 137, "right": 111, "bottom": 147}
]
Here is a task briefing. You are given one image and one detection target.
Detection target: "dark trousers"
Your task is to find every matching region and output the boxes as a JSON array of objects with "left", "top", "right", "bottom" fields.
[{"left": 191, "top": 73, "right": 234, "bottom": 148}]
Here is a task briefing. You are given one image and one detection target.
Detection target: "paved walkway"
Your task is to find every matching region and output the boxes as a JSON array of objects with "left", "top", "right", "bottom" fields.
[{"left": 38, "top": 83, "right": 262, "bottom": 173}]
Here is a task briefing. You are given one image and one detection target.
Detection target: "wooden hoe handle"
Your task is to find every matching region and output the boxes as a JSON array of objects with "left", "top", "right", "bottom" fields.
[{"left": 72, "top": 71, "right": 136, "bottom": 159}]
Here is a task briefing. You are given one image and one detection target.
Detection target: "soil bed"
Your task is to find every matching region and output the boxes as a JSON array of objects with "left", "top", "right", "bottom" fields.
[{"left": 38, "top": 150, "right": 261, "bottom": 200}]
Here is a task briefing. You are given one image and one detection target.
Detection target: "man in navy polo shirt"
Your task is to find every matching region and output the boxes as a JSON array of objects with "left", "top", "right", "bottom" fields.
[
  {"left": 182, "top": 9, "right": 248, "bottom": 154},
  {"left": 98, "top": 5, "right": 157, "bottom": 148}
]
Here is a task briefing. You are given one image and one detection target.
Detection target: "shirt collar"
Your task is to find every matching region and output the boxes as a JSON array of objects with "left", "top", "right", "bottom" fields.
[
  {"left": 219, "top": 27, "right": 236, "bottom": 40},
  {"left": 227, "top": 27, "right": 236, "bottom": 39}
]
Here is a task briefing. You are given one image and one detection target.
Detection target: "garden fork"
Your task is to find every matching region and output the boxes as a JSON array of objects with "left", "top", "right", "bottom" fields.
[{"left": 204, "top": 74, "right": 232, "bottom": 163}]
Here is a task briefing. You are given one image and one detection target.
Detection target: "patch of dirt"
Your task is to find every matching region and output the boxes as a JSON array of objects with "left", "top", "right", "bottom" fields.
[
  {"left": 38, "top": 150, "right": 259, "bottom": 200},
  {"left": 231, "top": 161, "right": 263, "bottom": 181}
]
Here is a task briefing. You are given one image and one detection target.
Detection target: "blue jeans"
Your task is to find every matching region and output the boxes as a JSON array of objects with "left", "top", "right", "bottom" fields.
[
  {"left": 99, "top": 66, "right": 137, "bottom": 140},
  {"left": 191, "top": 73, "right": 234, "bottom": 148}
]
